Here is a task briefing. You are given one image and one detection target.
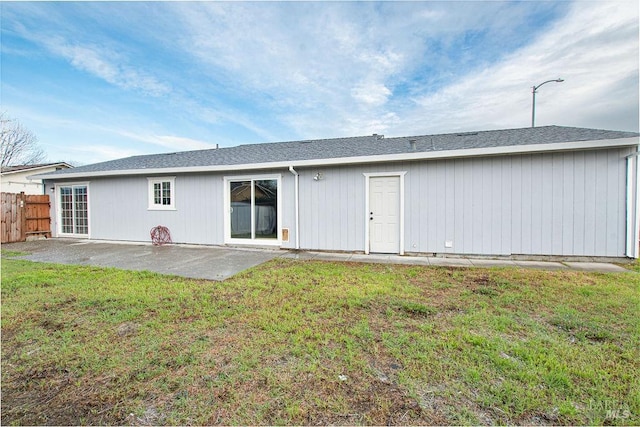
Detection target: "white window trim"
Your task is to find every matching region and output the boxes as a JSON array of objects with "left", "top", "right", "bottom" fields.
[
  {"left": 363, "top": 172, "right": 406, "bottom": 255},
  {"left": 147, "top": 176, "right": 176, "bottom": 210},
  {"left": 55, "top": 182, "right": 90, "bottom": 238},
  {"left": 223, "top": 173, "right": 282, "bottom": 246}
]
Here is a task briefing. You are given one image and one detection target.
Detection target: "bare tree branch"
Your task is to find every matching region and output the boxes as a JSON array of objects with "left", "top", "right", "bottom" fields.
[{"left": 1, "top": 112, "right": 46, "bottom": 168}]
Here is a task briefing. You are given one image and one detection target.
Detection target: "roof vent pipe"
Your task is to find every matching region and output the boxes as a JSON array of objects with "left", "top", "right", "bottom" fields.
[{"left": 409, "top": 139, "right": 417, "bottom": 151}]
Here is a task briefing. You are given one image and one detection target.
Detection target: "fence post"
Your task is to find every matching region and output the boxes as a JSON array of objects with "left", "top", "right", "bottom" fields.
[{"left": 19, "top": 192, "right": 26, "bottom": 242}]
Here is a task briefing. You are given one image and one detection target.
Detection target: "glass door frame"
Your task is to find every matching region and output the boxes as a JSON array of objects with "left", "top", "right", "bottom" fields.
[
  {"left": 55, "top": 182, "right": 90, "bottom": 238},
  {"left": 223, "top": 173, "right": 282, "bottom": 246}
]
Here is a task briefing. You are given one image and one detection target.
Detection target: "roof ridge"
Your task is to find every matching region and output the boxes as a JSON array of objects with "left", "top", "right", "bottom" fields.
[
  {"left": 238, "top": 133, "right": 378, "bottom": 148},
  {"left": 384, "top": 125, "right": 565, "bottom": 141}
]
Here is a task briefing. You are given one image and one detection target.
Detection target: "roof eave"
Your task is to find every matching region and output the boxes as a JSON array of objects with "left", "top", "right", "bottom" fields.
[
  {"left": 4, "top": 162, "right": 72, "bottom": 177},
  {"left": 35, "top": 136, "right": 639, "bottom": 180}
]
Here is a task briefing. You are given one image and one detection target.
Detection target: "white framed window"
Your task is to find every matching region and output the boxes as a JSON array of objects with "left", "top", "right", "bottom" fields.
[{"left": 147, "top": 177, "right": 176, "bottom": 210}]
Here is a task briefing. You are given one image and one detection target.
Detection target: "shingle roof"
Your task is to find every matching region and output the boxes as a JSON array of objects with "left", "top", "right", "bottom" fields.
[{"left": 38, "top": 126, "right": 638, "bottom": 177}]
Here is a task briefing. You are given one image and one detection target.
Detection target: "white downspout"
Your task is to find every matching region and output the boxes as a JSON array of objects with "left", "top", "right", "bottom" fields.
[
  {"left": 635, "top": 148, "right": 640, "bottom": 258},
  {"left": 288, "top": 166, "right": 300, "bottom": 250},
  {"left": 626, "top": 149, "right": 640, "bottom": 258},
  {"left": 626, "top": 155, "right": 633, "bottom": 257}
]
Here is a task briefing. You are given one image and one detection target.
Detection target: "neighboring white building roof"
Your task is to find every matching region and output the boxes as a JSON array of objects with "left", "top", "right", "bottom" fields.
[
  {"left": 1, "top": 162, "right": 73, "bottom": 194},
  {"left": 1, "top": 162, "right": 72, "bottom": 175}
]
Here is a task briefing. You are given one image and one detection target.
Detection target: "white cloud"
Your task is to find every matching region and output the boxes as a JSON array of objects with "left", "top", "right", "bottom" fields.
[
  {"left": 113, "top": 130, "right": 216, "bottom": 151},
  {"left": 46, "top": 39, "right": 171, "bottom": 97},
  {"left": 172, "top": 1, "right": 623, "bottom": 140},
  {"left": 3, "top": 0, "right": 636, "bottom": 167},
  {"left": 63, "top": 144, "right": 143, "bottom": 165},
  {"left": 351, "top": 82, "right": 392, "bottom": 107},
  {"left": 170, "top": 2, "right": 413, "bottom": 125},
  {"left": 394, "top": 1, "right": 639, "bottom": 135}
]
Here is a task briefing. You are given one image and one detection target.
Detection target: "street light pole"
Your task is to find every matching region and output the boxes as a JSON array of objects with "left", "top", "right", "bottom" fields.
[{"left": 531, "top": 78, "right": 564, "bottom": 127}]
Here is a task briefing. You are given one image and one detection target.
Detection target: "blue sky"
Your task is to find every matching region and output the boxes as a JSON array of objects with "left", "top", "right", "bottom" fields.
[{"left": 1, "top": 1, "right": 638, "bottom": 165}]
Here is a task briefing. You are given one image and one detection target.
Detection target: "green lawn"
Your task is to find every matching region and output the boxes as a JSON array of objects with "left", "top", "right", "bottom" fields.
[{"left": 1, "top": 257, "right": 638, "bottom": 425}]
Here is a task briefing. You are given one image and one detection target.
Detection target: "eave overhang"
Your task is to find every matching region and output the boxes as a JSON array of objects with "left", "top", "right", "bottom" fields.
[{"left": 33, "top": 136, "right": 639, "bottom": 180}]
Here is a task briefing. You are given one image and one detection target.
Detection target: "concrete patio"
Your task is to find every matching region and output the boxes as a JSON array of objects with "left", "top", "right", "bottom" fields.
[{"left": 2, "top": 238, "right": 632, "bottom": 281}]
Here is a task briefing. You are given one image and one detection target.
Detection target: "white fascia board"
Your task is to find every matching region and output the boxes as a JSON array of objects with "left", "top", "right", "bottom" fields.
[{"left": 35, "top": 137, "right": 639, "bottom": 180}]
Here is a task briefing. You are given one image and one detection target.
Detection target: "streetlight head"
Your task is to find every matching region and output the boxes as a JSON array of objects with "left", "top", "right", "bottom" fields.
[{"left": 532, "top": 78, "right": 565, "bottom": 127}]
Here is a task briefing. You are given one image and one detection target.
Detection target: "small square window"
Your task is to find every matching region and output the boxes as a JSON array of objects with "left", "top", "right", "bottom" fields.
[{"left": 148, "top": 177, "right": 176, "bottom": 210}]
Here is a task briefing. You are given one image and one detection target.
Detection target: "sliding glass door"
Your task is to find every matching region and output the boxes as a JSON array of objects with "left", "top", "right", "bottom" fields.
[{"left": 226, "top": 175, "right": 280, "bottom": 244}]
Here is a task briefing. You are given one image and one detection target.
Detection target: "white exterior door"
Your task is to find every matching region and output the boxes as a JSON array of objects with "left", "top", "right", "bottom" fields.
[
  {"left": 57, "top": 184, "right": 89, "bottom": 237},
  {"left": 369, "top": 176, "right": 400, "bottom": 254}
]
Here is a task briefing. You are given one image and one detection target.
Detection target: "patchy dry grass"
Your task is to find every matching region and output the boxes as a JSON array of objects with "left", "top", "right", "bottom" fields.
[
  {"left": 623, "top": 259, "right": 640, "bottom": 272},
  {"left": 0, "top": 249, "right": 29, "bottom": 257},
  {"left": 1, "top": 258, "right": 638, "bottom": 425}
]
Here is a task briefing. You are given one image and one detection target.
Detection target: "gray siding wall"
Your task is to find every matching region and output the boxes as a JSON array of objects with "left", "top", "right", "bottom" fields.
[
  {"left": 48, "top": 170, "right": 296, "bottom": 246},
  {"left": 47, "top": 146, "right": 632, "bottom": 257},
  {"left": 296, "top": 147, "right": 632, "bottom": 257},
  {"left": 297, "top": 164, "right": 394, "bottom": 251},
  {"left": 89, "top": 174, "right": 225, "bottom": 244},
  {"left": 416, "top": 148, "right": 631, "bottom": 256}
]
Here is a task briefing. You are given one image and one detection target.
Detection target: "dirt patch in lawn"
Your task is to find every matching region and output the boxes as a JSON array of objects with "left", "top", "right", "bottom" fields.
[{"left": 1, "top": 367, "right": 128, "bottom": 425}]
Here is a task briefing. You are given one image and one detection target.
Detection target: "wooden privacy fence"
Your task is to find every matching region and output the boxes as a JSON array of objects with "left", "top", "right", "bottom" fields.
[{"left": 1, "top": 192, "right": 51, "bottom": 243}]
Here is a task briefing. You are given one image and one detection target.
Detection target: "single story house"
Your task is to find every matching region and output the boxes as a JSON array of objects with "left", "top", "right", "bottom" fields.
[
  {"left": 34, "top": 126, "right": 640, "bottom": 259},
  {"left": 1, "top": 162, "right": 72, "bottom": 194}
]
